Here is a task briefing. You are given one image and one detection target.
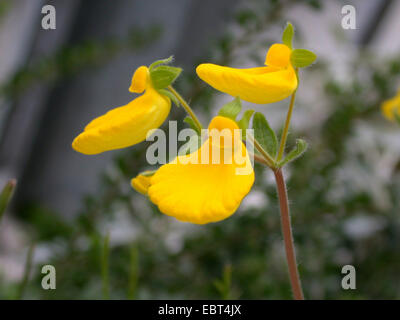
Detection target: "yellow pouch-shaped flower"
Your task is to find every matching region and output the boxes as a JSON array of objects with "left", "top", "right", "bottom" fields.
[
  {"left": 196, "top": 44, "right": 297, "bottom": 104},
  {"left": 381, "top": 89, "right": 400, "bottom": 122},
  {"left": 133, "top": 116, "right": 255, "bottom": 224},
  {"left": 72, "top": 66, "right": 171, "bottom": 155}
]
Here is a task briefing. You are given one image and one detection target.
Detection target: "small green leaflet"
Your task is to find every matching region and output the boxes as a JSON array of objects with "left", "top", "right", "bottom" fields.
[
  {"left": 150, "top": 65, "right": 182, "bottom": 90},
  {"left": 290, "top": 49, "right": 317, "bottom": 68},
  {"left": 253, "top": 112, "right": 278, "bottom": 158},
  {"left": 218, "top": 97, "right": 242, "bottom": 120},
  {"left": 149, "top": 56, "right": 174, "bottom": 71},
  {"left": 282, "top": 22, "right": 294, "bottom": 49},
  {"left": 278, "top": 139, "right": 308, "bottom": 167},
  {"left": 237, "top": 109, "right": 254, "bottom": 140}
]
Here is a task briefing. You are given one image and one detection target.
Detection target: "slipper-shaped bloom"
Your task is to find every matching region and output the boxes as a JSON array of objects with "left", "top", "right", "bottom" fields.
[
  {"left": 131, "top": 116, "right": 255, "bottom": 224},
  {"left": 381, "top": 89, "right": 400, "bottom": 122},
  {"left": 196, "top": 43, "right": 297, "bottom": 104},
  {"left": 72, "top": 66, "right": 171, "bottom": 155}
]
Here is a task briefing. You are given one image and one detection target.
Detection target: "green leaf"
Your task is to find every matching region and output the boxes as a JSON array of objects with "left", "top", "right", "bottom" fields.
[
  {"left": 218, "top": 97, "right": 242, "bottom": 120},
  {"left": 150, "top": 65, "right": 182, "bottom": 89},
  {"left": 158, "top": 88, "right": 180, "bottom": 106},
  {"left": 0, "top": 179, "right": 16, "bottom": 221},
  {"left": 278, "top": 139, "right": 308, "bottom": 167},
  {"left": 290, "top": 49, "right": 317, "bottom": 68},
  {"left": 149, "top": 55, "right": 174, "bottom": 71},
  {"left": 237, "top": 109, "right": 254, "bottom": 140},
  {"left": 253, "top": 112, "right": 278, "bottom": 158},
  {"left": 282, "top": 22, "right": 294, "bottom": 49},
  {"left": 184, "top": 117, "right": 201, "bottom": 135}
]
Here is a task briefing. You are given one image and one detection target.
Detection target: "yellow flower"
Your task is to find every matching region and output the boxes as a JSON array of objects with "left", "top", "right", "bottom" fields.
[
  {"left": 196, "top": 43, "right": 298, "bottom": 104},
  {"left": 132, "top": 116, "right": 255, "bottom": 224},
  {"left": 72, "top": 66, "right": 171, "bottom": 155},
  {"left": 381, "top": 89, "right": 400, "bottom": 122}
]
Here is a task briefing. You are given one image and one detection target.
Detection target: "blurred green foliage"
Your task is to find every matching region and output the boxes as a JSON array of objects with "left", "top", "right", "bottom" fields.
[
  {"left": 1, "top": 0, "right": 400, "bottom": 300},
  {"left": 0, "top": 25, "right": 162, "bottom": 99}
]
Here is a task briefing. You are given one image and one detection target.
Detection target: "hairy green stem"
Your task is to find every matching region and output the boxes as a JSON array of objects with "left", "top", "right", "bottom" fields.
[
  {"left": 274, "top": 168, "right": 304, "bottom": 300},
  {"left": 167, "top": 85, "right": 203, "bottom": 131},
  {"left": 248, "top": 135, "right": 276, "bottom": 168}
]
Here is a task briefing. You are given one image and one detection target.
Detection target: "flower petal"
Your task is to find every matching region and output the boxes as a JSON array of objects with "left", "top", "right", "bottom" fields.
[
  {"left": 381, "top": 90, "right": 400, "bottom": 121},
  {"left": 131, "top": 171, "right": 153, "bottom": 195},
  {"left": 196, "top": 64, "right": 297, "bottom": 104},
  {"left": 147, "top": 116, "right": 254, "bottom": 224},
  {"left": 72, "top": 87, "right": 171, "bottom": 154},
  {"left": 129, "top": 66, "right": 149, "bottom": 93},
  {"left": 265, "top": 43, "right": 291, "bottom": 68}
]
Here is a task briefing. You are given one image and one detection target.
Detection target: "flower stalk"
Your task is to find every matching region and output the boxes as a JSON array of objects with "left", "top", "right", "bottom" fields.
[
  {"left": 274, "top": 168, "right": 304, "bottom": 300},
  {"left": 167, "top": 85, "right": 203, "bottom": 131},
  {"left": 277, "top": 87, "right": 297, "bottom": 161}
]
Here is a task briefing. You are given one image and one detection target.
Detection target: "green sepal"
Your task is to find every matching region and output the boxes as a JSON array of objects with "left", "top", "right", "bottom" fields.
[
  {"left": 149, "top": 56, "right": 174, "bottom": 71},
  {"left": 158, "top": 88, "right": 180, "bottom": 106},
  {"left": 282, "top": 22, "right": 294, "bottom": 49},
  {"left": 218, "top": 97, "right": 242, "bottom": 120},
  {"left": 253, "top": 112, "right": 278, "bottom": 158},
  {"left": 278, "top": 139, "right": 308, "bottom": 167},
  {"left": 150, "top": 65, "right": 182, "bottom": 90},
  {"left": 290, "top": 49, "right": 317, "bottom": 68},
  {"left": 184, "top": 117, "right": 201, "bottom": 135},
  {"left": 237, "top": 109, "right": 254, "bottom": 140}
]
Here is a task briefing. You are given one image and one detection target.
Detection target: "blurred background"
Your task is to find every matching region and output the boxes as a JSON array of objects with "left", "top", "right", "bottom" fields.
[{"left": 0, "top": 0, "right": 400, "bottom": 299}]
